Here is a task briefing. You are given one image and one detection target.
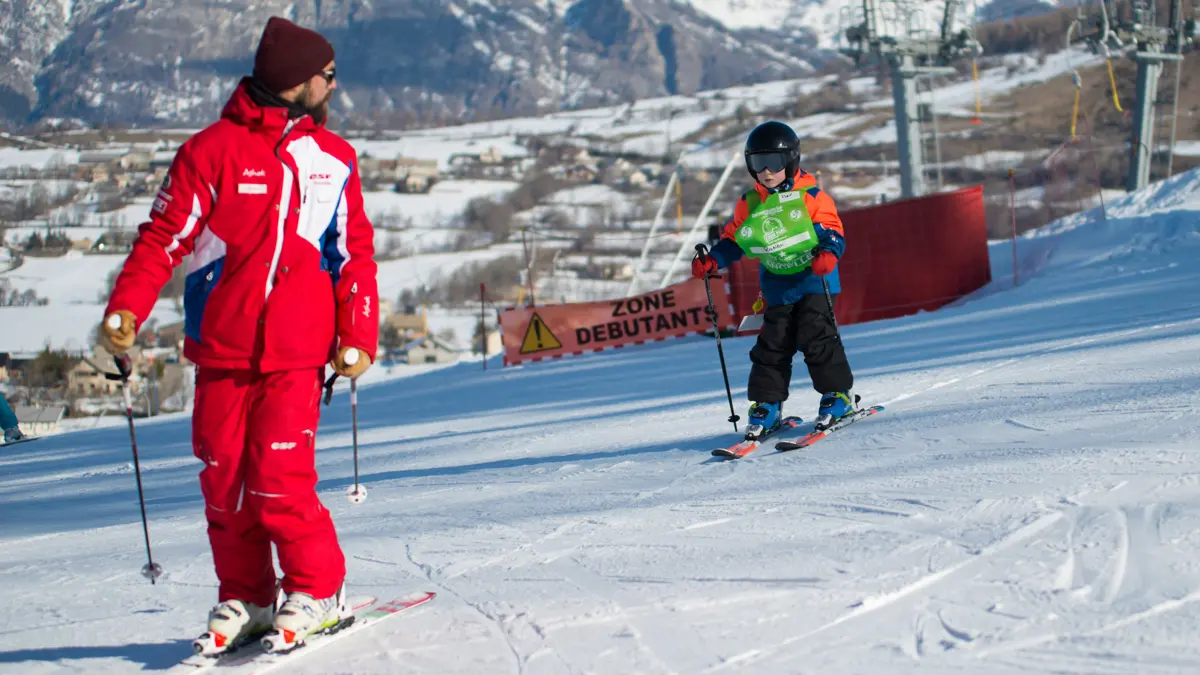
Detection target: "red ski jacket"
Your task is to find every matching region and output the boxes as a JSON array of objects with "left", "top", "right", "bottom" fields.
[{"left": 106, "top": 81, "right": 379, "bottom": 372}]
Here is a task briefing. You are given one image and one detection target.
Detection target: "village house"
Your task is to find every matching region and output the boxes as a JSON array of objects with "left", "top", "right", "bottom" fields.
[
  {"left": 0, "top": 353, "right": 39, "bottom": 381},
  {"left": 562, "top": 164, "right": 599, "bottom": 182},
  {"left": 383, "top": 307, "right": 428, "bottom": 344},
  {"left": 145, "top": 166, "right": 169, "bottom": 189},
  {"left": 602, "top": 261, "right": 635, "bottom": 281},
  {"left": 395, "top": 157, "right": 440, "bottom": 193},
  {"left": 90, "top": 165, "right": 111, "bottom": 184},
  {"left": 114, "top": 172, "right": 140, "bottom": 191},
  {"left": 68, "top": 359, "right": 123, "bottom": 397},
  {"left": 446, "top": 146, "right": 526, "bottom": 180},
  {"left": 358, "top": 156, "right": 440, "bottom": 193},
  {"left": 68, "top": 347, "right": 143, "bottom": 397},
  {"left": 14, "top": 405, "right": 66, "bottom": 437},
  {"left": 117, "top": 150, "right": 153, "bottom": 172},
  {"left": 607, "top": 157, "right": 634, "bottom": 177},
  {"left": 395, "top": 334, "right": 459, "bottom": 366}
]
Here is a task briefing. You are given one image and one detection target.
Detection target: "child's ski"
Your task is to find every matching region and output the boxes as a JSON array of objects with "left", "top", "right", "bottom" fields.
[
  {"left": 774, "top": 406, "right": 885, "bottom": 451},
  {"left": 711, "top": 416, "right": 803, "bottom": 459}
]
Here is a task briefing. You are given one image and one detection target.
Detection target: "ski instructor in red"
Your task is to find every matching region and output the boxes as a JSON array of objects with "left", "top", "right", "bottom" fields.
[{"left": 99, "top": 17, "right": 378, "bottom": 656}]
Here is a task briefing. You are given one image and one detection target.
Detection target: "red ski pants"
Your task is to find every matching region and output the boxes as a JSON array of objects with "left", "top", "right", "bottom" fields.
[{"left": 192, "top": 367, "right": 345, "bottom": 606}]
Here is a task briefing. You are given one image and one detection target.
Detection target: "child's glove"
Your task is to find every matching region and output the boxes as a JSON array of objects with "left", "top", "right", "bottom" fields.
[
  {"left": 692, "top": 255, "right": 719, "bottom": 279},
  {"left": 810, "top": 251, "right": 838, "bottom": 276}
]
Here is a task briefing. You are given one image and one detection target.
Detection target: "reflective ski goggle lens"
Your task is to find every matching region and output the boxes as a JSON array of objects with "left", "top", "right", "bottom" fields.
[{"left": 747, "top": 152, "right": 788, "bottom": 174}]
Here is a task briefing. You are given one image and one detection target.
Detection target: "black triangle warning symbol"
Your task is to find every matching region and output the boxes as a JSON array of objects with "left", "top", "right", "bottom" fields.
[{"left": 520, "top": 313, "right": 563, "bottom": 354}]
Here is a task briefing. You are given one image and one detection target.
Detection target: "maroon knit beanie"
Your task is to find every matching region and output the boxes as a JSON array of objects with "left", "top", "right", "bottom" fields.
[{"left": 253, "top": 17, "right": 335, "bottom": 93}]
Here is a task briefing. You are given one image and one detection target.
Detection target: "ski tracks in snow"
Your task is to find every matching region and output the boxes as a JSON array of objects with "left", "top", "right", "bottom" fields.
[
  {"left": 401, "top": 540, "right": 531, "bottom": 675},
  {"left": 702, "top": 475, "right": 1200, "bottom": 672},
  {"left": 391, "top": 520, "right": 688, "bottom": 675},
  {"left": 703, "top": 510, "right": 1066, "bottom": 672},
  {"left": 970, "top": 480, "right": 1200, "bottom": 666}
]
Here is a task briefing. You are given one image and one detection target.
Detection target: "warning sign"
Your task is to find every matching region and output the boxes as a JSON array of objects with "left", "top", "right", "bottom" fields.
[
  {"left": 499, "top": 279, "right": 734, "bottom": 366},
  {"left": 520, "top": 313, "right": 563, "bottom": 354}
]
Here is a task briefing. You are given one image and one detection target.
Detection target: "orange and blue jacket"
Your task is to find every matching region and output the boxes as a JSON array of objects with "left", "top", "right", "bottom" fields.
[{"left": 707, "top": 169, "right": 846, "bottom": 305}]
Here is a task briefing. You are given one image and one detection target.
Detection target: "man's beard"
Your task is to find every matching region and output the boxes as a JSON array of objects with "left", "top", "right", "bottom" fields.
[{"left": 306, "top": 89, "right": 333, "bottom": 125}]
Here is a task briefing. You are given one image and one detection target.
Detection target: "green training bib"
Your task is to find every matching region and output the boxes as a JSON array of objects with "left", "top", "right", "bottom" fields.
[{"left": 732, "top": 189, "right": 820, "bottom": 274}]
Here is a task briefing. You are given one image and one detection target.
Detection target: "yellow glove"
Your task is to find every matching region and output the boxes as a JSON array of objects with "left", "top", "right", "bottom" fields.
[
  {"left": 100, "top": 310, "right": 138, "bottom": 354},
  {"left": 331, "top": 346, "right": 371, "bottom": 379}
]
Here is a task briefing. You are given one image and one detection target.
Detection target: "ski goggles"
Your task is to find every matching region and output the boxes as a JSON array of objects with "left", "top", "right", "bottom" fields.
[{"left": 746, "top": 151, "right": 789, "bottom": 174}]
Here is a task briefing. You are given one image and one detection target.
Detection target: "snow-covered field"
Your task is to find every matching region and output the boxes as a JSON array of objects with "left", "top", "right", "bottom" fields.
[
  {"left": 1, "top": 251, "right": 124, "bottom": 305},
  {"left": 364, "top": 180, "right": 519, "bottom": 227},
  {"left": 0, "top": 251, "right": 180, "bottom": 353},
  {"left": 2, "top": 159, "right": 1199, "bottom": 674},
  {"left": 685, "top": 0, "right": 974, "bottom": 50},
  {"left": 0, "top": 147, "right": 79, "bottom": 170},
  {"left": 0, "top": 299, "right": 183, "bottom": 355}
]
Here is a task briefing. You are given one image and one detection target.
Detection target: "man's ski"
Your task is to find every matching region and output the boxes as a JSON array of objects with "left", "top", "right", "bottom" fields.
[
  {"left": 774, "top": 405, "right": 885, "bottom": 451},
  {"left": 169, "top": 591, "right": 435, "bottom": 674},
  {"left": 712, "top": 416, "right": 803, "bottom": 459}
]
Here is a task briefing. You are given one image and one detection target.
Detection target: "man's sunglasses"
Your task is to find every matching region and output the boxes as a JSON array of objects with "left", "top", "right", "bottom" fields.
[
  {"left": 746, "top": 152, "right": 789, "bottom": 174},
  {"left": 321, "top": 68, "right": 337, "bottom": 83}
]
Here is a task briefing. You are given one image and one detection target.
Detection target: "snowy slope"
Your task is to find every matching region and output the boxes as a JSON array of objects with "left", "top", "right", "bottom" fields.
[
  {"left": 688, "top": 0, "right": 850, "bottom": 47},
  {"left": 2, "top": 170, "right": 1200, "bottom": 675}
]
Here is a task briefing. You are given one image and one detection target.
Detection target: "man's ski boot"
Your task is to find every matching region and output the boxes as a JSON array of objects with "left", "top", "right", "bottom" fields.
[
  {"left": 746, "top": 402, "right": 783, "bottom": 440},
  {"left": 192, "top": 599, "right": 275, "bottom": 657},
  {"left": 261, "top": 585, "right": 352, "bottom": 653},
  {"left": 815, "top": 391, "right": 859, "bottom": 430},
  {"left": 3, "top": 426, "right": 25, "bottom": 444}
]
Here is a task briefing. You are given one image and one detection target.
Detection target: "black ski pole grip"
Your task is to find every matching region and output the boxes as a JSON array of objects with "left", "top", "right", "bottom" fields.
[
  {"left": 322, "top": 373, "right": 339, "bottom": 406},
  {"left": 694, "top": 243, "right": 721, "bottom": 279},
  {"left": 107, "top": 354, "right": 133, "bottom": 382}
]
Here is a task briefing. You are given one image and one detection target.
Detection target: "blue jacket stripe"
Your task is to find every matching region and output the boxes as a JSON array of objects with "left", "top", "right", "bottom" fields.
[
  {"left": 183, "top": 258, "right": 224, "bottom": 343},
  {"left": 318, "top": 177, "right": 350, "bottom": 285}
]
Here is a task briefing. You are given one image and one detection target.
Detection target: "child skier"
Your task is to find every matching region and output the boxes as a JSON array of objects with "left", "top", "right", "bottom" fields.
[{"left": 692, "top": 120, "right": 857, "bottom": 435}]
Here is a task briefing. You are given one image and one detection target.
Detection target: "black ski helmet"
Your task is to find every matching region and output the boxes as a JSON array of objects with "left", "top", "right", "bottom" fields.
[{"left": 744, "top": 121, "right": 801, "bottom": 185}]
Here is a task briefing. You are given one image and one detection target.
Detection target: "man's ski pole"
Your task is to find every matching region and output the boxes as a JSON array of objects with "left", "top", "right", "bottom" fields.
[
  {"left": 105, "top": 348, "right": 163, "bottom": 584},
  {"left": 695, "top": 244, "right": 740, "bottom": 433},
  {"left": 345, "top": 376, "right": 367, "bottom": 504},
  {"left": 322, "top": 362, "right": 367, "bottom": 505}
]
